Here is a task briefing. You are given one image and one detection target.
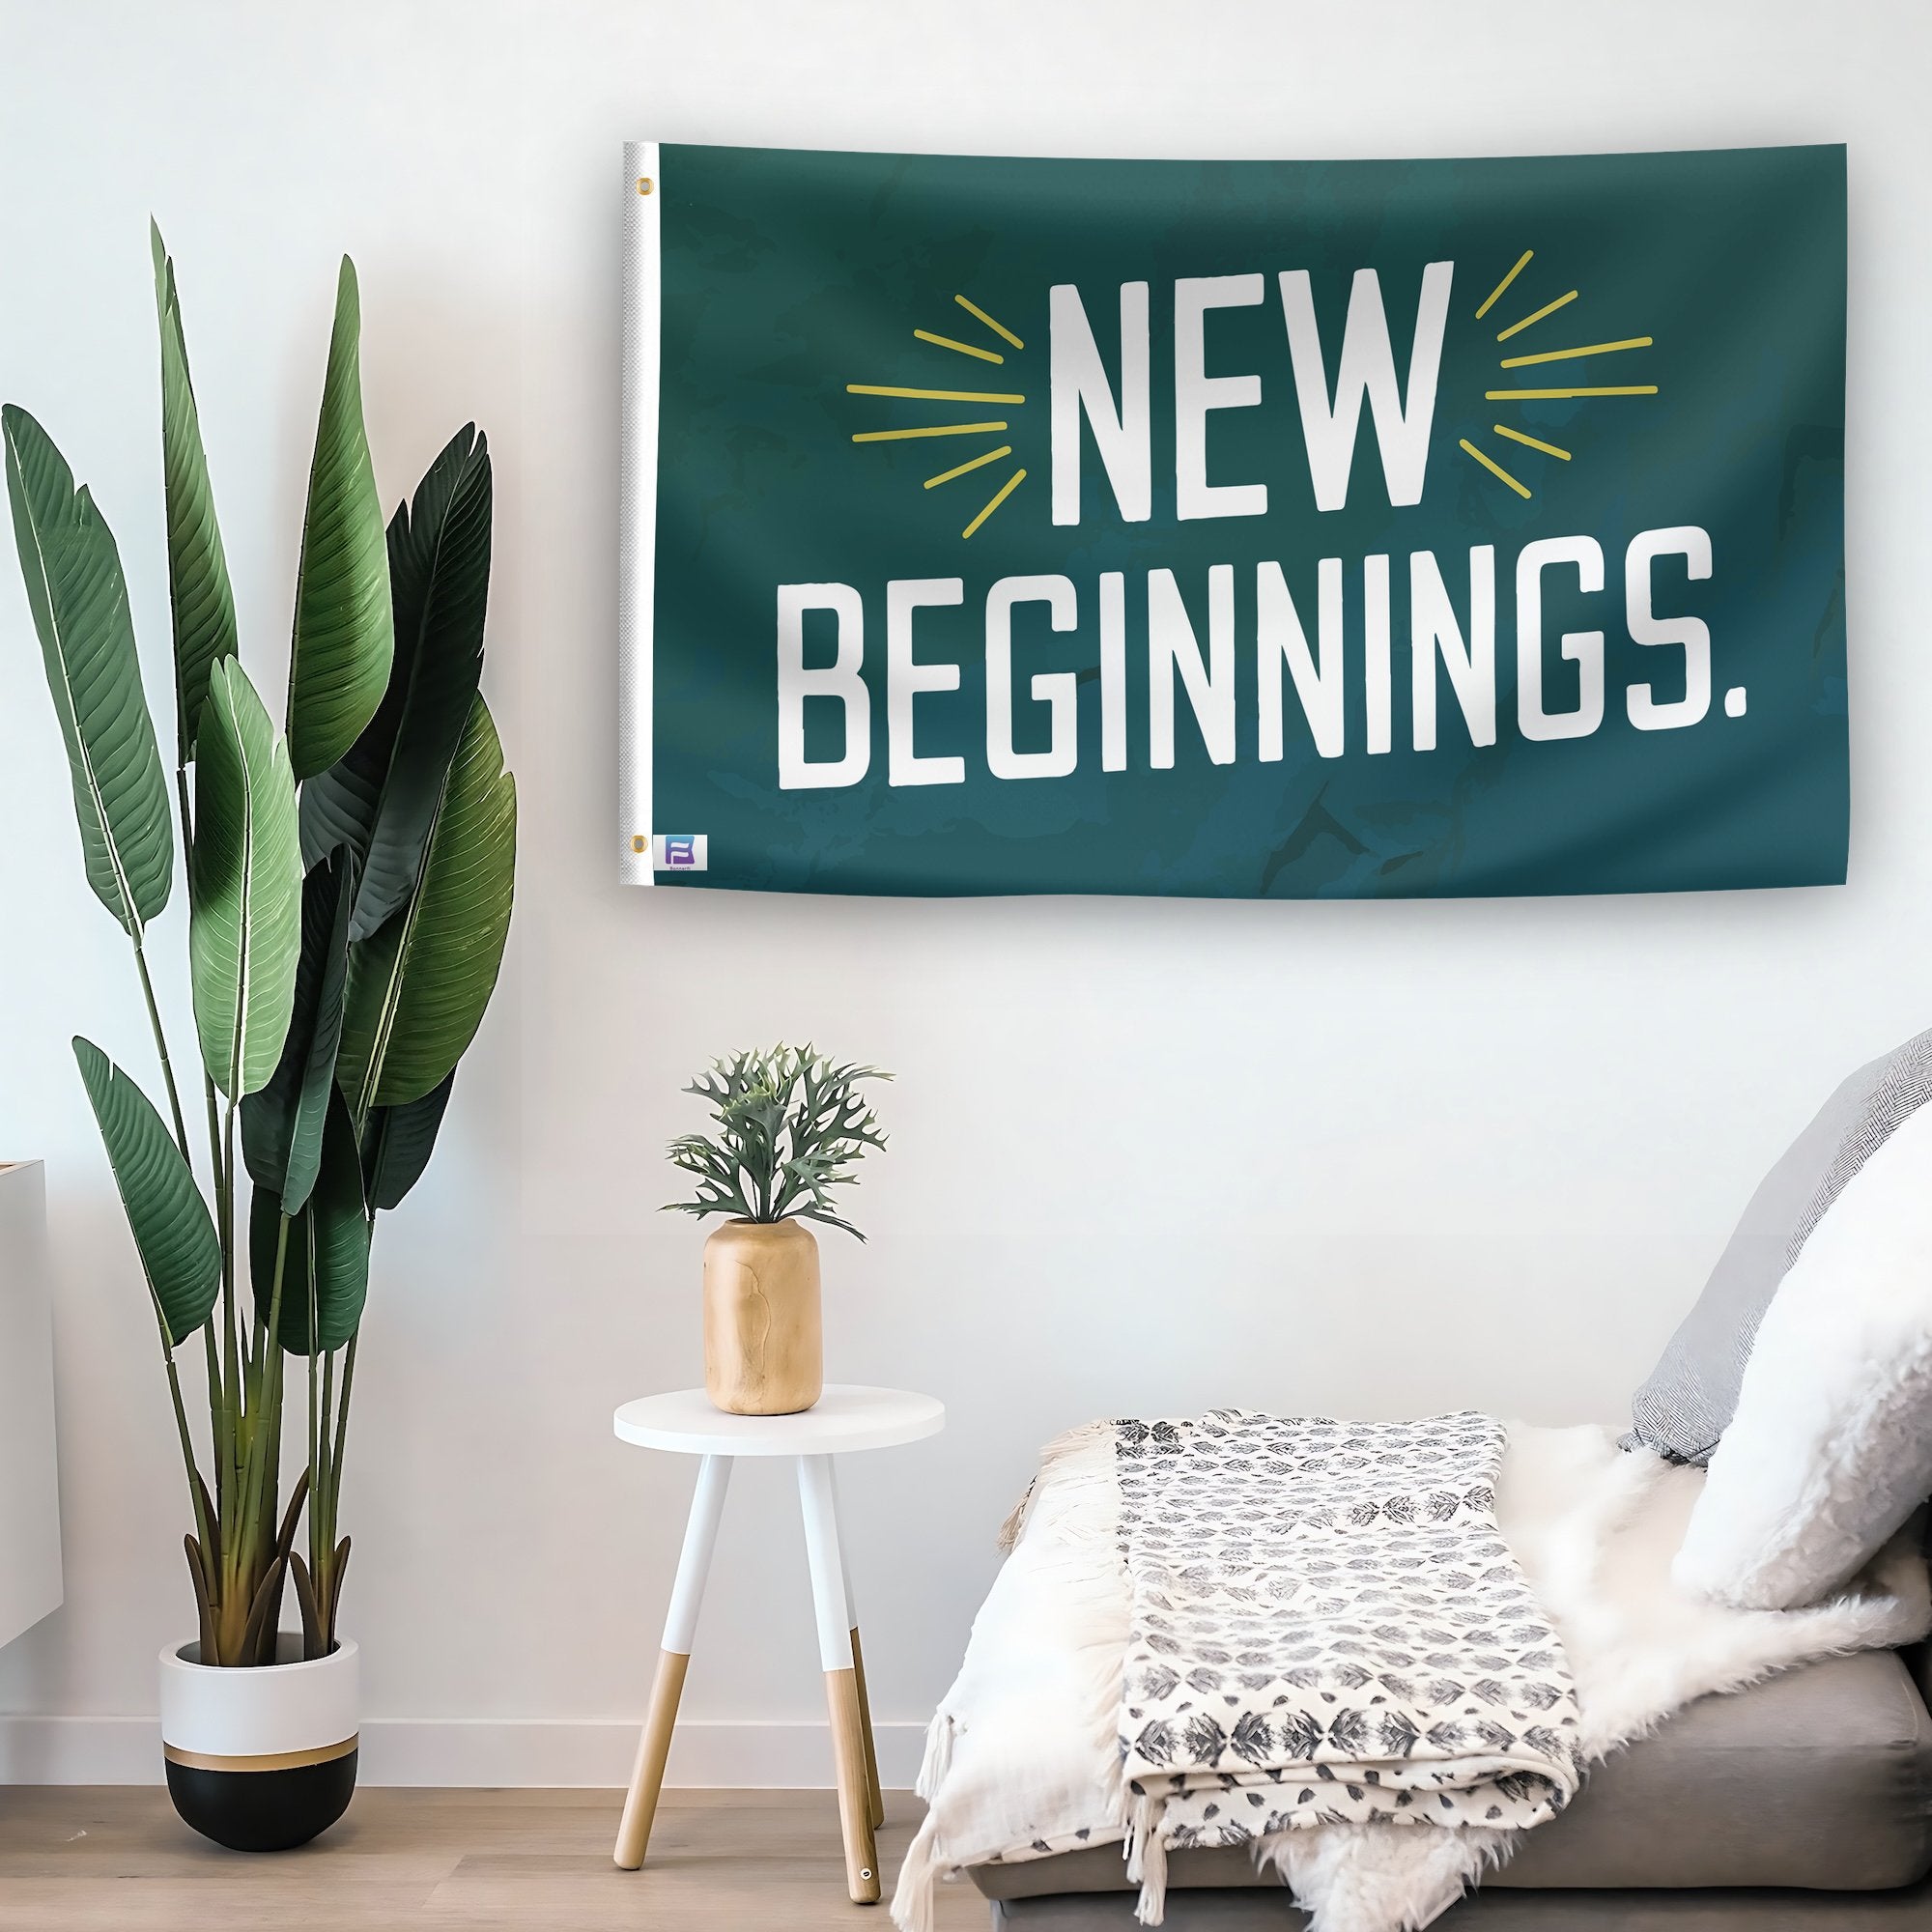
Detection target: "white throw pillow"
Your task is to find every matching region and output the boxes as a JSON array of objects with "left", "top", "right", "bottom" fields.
[{"left": 1673, "top": 1098, "right": 1932, "bottom": 1610}]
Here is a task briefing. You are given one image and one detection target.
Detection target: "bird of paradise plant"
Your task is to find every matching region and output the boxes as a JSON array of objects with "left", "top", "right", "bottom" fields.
[{"left": 3, "top": 226, "right": 515, "bottom": 1664}]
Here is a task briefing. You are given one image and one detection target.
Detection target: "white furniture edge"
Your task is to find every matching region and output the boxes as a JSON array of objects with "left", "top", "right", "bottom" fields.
[
  {"left": 0, "top": 1159, "right": 62, "bottom": 1650},
  {"left": 612, "top": 1382, "right": 945, "bottom": 1457}
]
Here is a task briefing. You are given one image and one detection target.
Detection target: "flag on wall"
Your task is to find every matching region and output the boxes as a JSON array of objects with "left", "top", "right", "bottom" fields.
[{"left": 619, "top": 141, "right": 1847, "bottom": 899}]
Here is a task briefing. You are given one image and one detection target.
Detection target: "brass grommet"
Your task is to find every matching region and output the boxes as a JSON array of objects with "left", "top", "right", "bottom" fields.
[
  {"left": 637, "top": 176, "right": 653, "bottom": 196},
  {"left": 631, "top": 835, "right": 647, "bottom": 853}
]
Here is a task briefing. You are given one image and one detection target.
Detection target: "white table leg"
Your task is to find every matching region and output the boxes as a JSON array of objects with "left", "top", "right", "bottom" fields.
[
  {"left": 798, "top": 1454, "right": 881, "bottom": 1903},
  {"left": 827, "top": 1461, "right": 884, "bottom": 1830},
  {"left": 613, "top": 1454, "right": 732, "bottom": 1869}
]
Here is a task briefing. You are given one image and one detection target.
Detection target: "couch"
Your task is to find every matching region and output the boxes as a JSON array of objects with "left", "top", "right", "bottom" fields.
[{"left": 967, "top": 1647, "right": 1932, "bottom": 1927}]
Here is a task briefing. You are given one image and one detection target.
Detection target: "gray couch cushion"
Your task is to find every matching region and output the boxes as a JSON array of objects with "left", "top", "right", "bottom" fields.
[
  {"left": 989, "top": 1877, "right": 1932, "bottom": 1927},
  {"left": 969, "top": 1651, "right": 1932, "bottom": 1899},
  {"left": 1625, "top": 1027, "right": 1932, "bottom": 1465}
]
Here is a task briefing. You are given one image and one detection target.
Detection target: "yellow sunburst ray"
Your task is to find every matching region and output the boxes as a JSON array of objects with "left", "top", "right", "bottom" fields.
[
  {"left": 1493, "top": 424, "right": 1572, "bottom": 461},
  {"left": 1458, "top": 439, "right": 1530, "bottom": 500},
  {"left": 1500, "top": 335, "right": 1653, "bottom": 370},
  {"left": 954, "top": 295, "right": 1024, "bottom": 350},
  {"left": 1474, "top": 250, "right": 1534, "bottom": 321},
  {"left": 851, "top": 420, "right": 1009, "bottom": 443},
  {"left": 962, "top": 469, "right": 1027, "bottom": 539},
  {"left": 915, "top": 328, "right": 1004, "bottom": 364},
  {"left": 847, "top": 384, "right": 1026, "bottom": 404},
  {"left": 1486, "top": 385, "right": 1658, "bottom": 401},
  {"left": 924, "top": 444, "right": 1012, "bottom": 489},
  {"left": 1496, "top": 290, "right": 1578, "bottom": 342}
]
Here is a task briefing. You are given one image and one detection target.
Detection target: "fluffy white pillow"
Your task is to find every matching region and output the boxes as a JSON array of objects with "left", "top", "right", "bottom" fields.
[{"left": 1673, "top": 1098, "right": 1932, "bottom": 1610}]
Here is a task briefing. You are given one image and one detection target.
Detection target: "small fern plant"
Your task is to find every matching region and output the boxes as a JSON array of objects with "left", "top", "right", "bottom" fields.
[{"left": 665, "top": 1044, "right": 889, "bottom": 1239}]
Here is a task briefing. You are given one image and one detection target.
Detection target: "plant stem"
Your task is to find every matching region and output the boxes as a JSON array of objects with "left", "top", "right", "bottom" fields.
[
  {"left": 319, "top": 1335, "right": 356, "bottom": 1651},
  {"left": 220, "top": 1096, "right": 240, "bottom": 1437},
  {"left": 128, "top": 767, "right": 225, "bottom": 1643},
  {"left": 162, "top": 1349, "right": 213, "bottom": 1563},
  {"left": 315, "top": 1347, "right": 336, "bottom": 1557},
  {"left": 240, "top": 1215, "right": 290, "bottom": 1592},
  {"left": 200, "top": 1075, "right": 227, "bottom": 1513},
  {"left": 329, "top": 1334, "right": 355, "bottom": 1523},
  {"left": 215, "top": 1211, "right": 287, "bottom": 1663},
  {"left": 202, "top": 1321, "right": 225, "bottom": 1524},
  {"left": 129, "top": 937, "right": 190, "bottom": 1165},
  {"left": 217, "top": 1097, "right": 242, "bottom": 1620},
  {"left": 307, "top": 1333, "right": 321, "bottom": 1542},
  {"left": 168, "top": 763, "right": 228, "bottom": 1530}
]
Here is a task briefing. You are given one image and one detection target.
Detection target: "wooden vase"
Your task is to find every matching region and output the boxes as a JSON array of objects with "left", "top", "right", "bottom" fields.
[{"left": 702, "top": 1218, "right": 823, "bottom": 1415}]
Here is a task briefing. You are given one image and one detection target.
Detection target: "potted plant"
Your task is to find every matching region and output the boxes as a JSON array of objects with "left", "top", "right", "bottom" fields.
[
  {"left": 666, "top": 1046, "right": 889, "bottom": 1415},
  {"left": 4, "top": 227, "right": 515, "bottom": 1850}
]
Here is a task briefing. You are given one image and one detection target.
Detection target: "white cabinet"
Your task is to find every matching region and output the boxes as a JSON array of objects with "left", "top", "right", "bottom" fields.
[{"left": 0, "top": 1162, "right": 62, "bottom": 1648}]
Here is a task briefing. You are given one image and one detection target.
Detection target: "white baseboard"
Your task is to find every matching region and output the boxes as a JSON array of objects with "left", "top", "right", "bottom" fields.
[{"left": 0, "top": 1715, "right": 928, "bottom": 1788}]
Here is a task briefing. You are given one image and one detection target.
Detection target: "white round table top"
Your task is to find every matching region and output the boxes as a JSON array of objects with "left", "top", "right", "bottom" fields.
[{"left": 612, "top": 1384, "right": 945, "bottom": 1457}]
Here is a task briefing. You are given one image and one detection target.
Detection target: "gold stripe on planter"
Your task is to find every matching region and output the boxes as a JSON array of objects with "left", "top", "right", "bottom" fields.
[{"left": 163, "top": 1735, "right": 358, "bottom": 1774}]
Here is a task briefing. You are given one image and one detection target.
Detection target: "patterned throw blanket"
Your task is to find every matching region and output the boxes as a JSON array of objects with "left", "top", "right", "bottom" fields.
[{"left": 1114, "top": 1411, "right": 1583, "bottom": 1918}]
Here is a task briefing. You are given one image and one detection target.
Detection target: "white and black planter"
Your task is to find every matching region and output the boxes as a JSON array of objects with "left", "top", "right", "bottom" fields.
[{"left": 159, "top": 1635, "right": 358, "bottom": 1852}]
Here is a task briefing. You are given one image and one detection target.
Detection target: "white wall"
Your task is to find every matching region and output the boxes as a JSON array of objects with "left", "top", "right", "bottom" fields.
[{"left": 1, "top": 0, "right": 1928, "bottom": 1786}]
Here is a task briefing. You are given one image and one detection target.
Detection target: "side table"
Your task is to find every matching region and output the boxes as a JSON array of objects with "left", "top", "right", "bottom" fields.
[{"left": 611, "top": 1383, "right": 946, "bottom": 1903}]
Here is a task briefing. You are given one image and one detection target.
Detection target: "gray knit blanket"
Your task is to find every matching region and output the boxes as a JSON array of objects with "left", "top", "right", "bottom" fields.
[{"left": 1114, "top": 1411, "right": 1584, "bottom": 1909}]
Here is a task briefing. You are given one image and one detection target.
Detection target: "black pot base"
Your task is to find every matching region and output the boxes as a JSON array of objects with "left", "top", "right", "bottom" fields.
[{"left": 165, "top": 1749, "right": 356, "bottom": 1852}]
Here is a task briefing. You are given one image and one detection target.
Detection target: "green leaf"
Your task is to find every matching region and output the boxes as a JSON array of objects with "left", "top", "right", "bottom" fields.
[
  {"left": 151, "top": 223, "right": 238, "bottom": 764},
  {"left": 73, "top": 1037, "right": 219, "bottom": 1348},
  {"left": 3, "top": 406, "right": 174, "bottom": 936},
  {"left": 360, "top": 1069, "right": 455, "bottom": 1211},
  {"left": 242, "top": 848, "right": 355, "bottom": 1212},
  {"left": 301, "top": 426, "right": 491, "bottom": 943},
  {"left": 665, "top": 1044, "right": 889, "bottom": 1236},
  {"left": 250, "top": 1089, "right": 368, "bottom": 1355},
  {"left": 287, "top": 257, "right": 392, "bottom": 781},
  {"left": 338, "top": 695, "right": 515, "bottom": 1113},
  {"left": 189, "top": 658, "right": 302, "bottom": 1098}
]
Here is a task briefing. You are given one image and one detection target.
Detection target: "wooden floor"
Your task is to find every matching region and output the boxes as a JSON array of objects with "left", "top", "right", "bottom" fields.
[{"left": 0, "top": 1786, "right": 986, "bottom": 1931}]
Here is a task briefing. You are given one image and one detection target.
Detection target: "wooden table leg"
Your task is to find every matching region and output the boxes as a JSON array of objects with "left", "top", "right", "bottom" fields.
[
  {"left": 849, "top": 1625, "right": 885, "bottom": 1831},
  {"left": 825, "top": 1662, "right": 879, "bottom": 1899},
  {"left": 614, "top": 1454, "right": 732, "bottom": 1869},
  {"left": 798, "top": 1454, "right": 880, "bottom": 1903},
  {"left": 826, "top": 1463, "right": 884, "bottom": 1830}
]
